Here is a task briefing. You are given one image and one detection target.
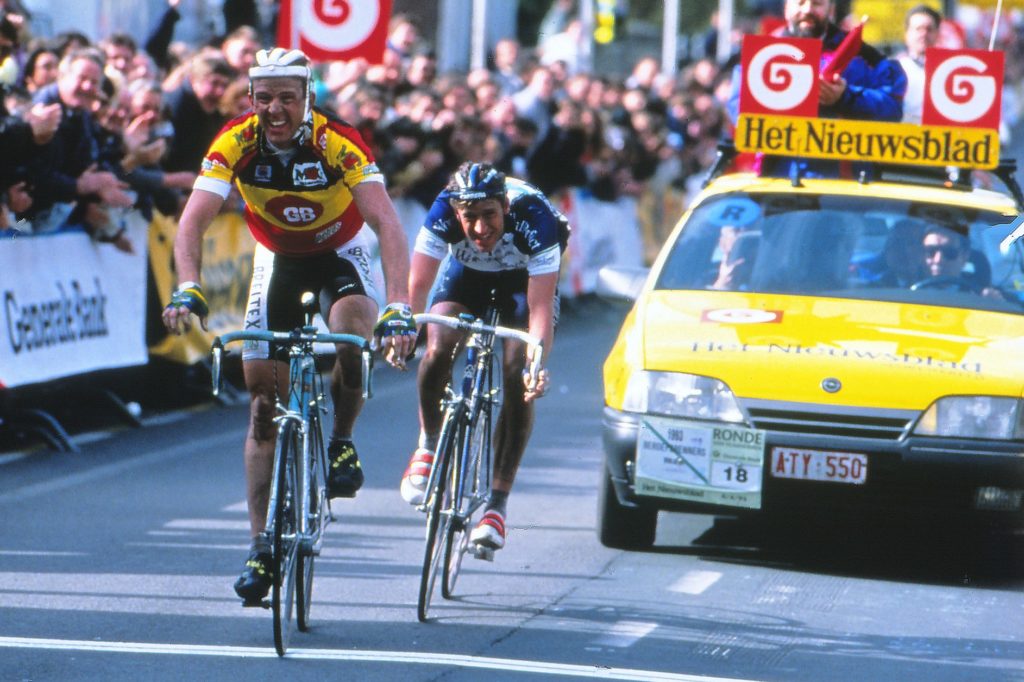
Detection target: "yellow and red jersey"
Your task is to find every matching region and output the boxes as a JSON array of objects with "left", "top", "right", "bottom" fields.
[{"left": 194, "top": 107, "right": 382, "bottom": 256}]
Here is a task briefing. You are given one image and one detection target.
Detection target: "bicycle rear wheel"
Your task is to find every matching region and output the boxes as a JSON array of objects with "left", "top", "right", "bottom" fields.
[
  {"left": 297, "top": 412, "right": 324, "bottom": 633},
  {"left": 272, "top": 420, "right": 301, "bottom": 656},
  {"left": 417, "top": 407, "right": 461, "bottom": 622}
]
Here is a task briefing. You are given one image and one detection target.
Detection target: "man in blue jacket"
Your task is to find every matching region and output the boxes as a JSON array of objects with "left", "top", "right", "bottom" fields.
[{"left": 727, "top": 0, "right": 907, "bottom": 176}]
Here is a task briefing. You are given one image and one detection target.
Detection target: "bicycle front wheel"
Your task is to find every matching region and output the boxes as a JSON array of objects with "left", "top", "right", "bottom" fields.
[
  {"left": 272, "top": 420, "right": 301, "bottom": 656},
  {"left": 297, "top": 412, "right": 326, "bottom": 632},
  {"left": 442, "top": 411, "right": 485, "bottom": 599},
  {"left": 443, "top": 356, "right": 496, "bottom": 598},
  {"left": 417, "top": 408, "right": 460, "bottom": 622}
]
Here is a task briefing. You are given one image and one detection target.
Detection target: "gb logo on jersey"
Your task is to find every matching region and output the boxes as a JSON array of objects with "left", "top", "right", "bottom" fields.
[
  {"left": 266, "top": 196, "right": 324, "bottom": 225},
  {"left": 740, "top": 35, "right": 821, "bottom": 117},
  {"left": 923, "top": 48, "right": 1004, "bottom": 130}
]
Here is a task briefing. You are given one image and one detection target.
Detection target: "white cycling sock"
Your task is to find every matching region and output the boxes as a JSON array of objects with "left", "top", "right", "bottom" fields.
[{"left": 418, "top": 431, "right": 439, "bottom": 452}]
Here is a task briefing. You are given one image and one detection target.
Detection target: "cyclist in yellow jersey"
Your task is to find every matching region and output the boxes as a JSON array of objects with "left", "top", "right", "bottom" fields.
[{"left": 162, "top": 48, "right": 416, "bottom": 604}]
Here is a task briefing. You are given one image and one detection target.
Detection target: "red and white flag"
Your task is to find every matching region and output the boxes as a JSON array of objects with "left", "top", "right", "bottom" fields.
[{"left": 277, "top": 0, "right": 393, "bottom": 64}]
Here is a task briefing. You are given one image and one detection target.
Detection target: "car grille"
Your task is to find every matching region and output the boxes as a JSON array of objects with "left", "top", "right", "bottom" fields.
[{"left": 743, "top": 400, "right": 917, "bottom": 441}]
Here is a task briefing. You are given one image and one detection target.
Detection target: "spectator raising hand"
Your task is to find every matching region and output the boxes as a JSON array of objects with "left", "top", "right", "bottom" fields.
[
  {"left": 24, "top": 101, "right": 59, "bottom": 144},
  {"left": 76, "top": 164, "right": 132, "bottom": 207}
]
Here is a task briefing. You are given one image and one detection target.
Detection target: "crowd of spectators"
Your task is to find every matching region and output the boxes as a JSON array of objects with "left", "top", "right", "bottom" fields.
[
  {"left": 0, "top": 0, "right": 743, "bottom": 254},
  {"left": 1, "top": 0, "right": 1023, "bottom": 257}
]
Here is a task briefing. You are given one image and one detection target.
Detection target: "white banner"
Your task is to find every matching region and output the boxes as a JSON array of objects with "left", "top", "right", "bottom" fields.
[
  {"left": 559, "top": 190, "right": 644, "bottom": 297},
  {"left": 0, "top": 216, "right": 149, "bottom": 388}
]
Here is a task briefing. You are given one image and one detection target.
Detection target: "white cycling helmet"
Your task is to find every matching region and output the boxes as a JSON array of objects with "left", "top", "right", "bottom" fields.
[
  {"left": 248, "top": 47, "right": 311, "bottom": 84},
  {"left": 248, "top": 47, "right": 313, "bottom": 143}
]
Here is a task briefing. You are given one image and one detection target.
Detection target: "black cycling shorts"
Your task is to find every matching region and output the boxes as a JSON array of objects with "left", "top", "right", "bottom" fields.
[
  {"left": 242, "top": 232, "right": 383, "bottom": 360},
  {"left": 431, "top": 258, "right": 559, "bottom": 330}
]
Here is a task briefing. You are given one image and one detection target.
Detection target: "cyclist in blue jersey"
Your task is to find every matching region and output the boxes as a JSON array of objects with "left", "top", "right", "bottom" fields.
[{"left": 400, "top": 162, "right": 569, "bottom": 553}]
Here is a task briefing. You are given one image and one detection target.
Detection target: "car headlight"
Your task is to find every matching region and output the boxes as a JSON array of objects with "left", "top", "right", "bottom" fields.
[
  {"left": 913, "top": 396, "right": 1024, "bottom": 440},
  {"left": 622, "top": 371, "right": 745, "bottom": 422}
]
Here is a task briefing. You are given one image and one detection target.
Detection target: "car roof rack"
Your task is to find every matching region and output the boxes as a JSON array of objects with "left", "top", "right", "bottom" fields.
[
  {"left": 992, "top": 158, "right": 1024, "bottom": 212},
  {"left": 703, "top": 140, "right": 1024, "bottom": 211},
  {"left": 861, "top": 161, "right": 1023, "bottom": 211},
  {"left": 869, "top": 163, "right": 972, "bottom": 190},
  {"left": 701, "top": 139, "right": 738, "bottom": 188}
]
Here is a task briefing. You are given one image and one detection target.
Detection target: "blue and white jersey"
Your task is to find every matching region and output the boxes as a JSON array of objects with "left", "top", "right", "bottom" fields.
[{"left": 413, "top": 177, "right": 570, "bottom": 276}]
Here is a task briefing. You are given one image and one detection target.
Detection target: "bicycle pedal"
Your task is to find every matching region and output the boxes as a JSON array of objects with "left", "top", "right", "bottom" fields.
[
  {"left": 241, "top": 598, "right": 271, "bottom": 609},
  {"left": 470, "top": 545, "right": 495, "bottom": 562}
]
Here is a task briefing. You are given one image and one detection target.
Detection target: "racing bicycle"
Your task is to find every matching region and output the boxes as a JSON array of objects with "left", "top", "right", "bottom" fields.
[
  {"left": 413, "top": 307, "right": 542, "bottom": 622},
  {"left": 211, "top": 292, "right": 373, "bottom": 656}
]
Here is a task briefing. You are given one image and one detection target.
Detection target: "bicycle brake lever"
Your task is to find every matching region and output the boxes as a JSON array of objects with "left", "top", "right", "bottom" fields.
[
  {"left": 528, "top": 341, "right": 544, "bottom": 379},
  {"left": 211, "top": 339, "right": 224, "bottom": 397},
  {"left": 361, "top": 347, "right": 374, "bottom": 400}
]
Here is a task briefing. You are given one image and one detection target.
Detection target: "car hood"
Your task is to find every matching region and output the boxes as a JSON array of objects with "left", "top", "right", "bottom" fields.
[{"left": 640, "top": 291, "right": 1024, "bottom": 409}]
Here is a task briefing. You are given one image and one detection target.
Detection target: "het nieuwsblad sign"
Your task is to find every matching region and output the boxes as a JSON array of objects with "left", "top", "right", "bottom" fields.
[
  {"left": 735, "top": 114, "right": 999, "bottom": 168},
  {"left": 738, "top": 36, "right": 1004, "bottom": 169}
]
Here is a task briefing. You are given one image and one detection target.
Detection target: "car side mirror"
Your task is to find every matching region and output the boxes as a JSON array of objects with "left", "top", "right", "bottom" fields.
[{"left": 596, "top": 266, "right": 650, "bottom": 302}]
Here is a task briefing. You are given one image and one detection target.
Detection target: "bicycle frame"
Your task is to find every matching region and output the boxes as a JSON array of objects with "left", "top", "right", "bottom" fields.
[
  {"left": 210, "top": 312, "right": 373, "bottom": 651},
  {"left": 449, "top": 312, "right": 500, "bottom": 531},
  {"left": 413, "top": 309, "right": 542, "bottom": 619},
  {"left": 212, "top": 325, "right": 371, "bottom": 549},
  {"left": 280, "top": 341, "right": 327, "bottom": 555}
]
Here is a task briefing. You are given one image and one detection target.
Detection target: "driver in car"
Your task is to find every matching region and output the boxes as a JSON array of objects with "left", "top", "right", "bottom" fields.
[{"left": 920, "top": 226, "right": 1003, "bottom": 299}]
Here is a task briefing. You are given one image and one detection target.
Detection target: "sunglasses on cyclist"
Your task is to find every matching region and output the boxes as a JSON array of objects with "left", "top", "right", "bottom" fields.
[{"left": 924, "top": 244, "right": 962, "bottom": 259}]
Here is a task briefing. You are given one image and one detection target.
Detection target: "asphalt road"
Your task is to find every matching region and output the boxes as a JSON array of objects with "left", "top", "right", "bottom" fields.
[{"left": 1, "top": 299, "right": 1022, "bottom": 682}]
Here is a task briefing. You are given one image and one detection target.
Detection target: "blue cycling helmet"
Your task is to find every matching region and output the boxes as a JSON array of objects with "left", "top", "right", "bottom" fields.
[{"left": 446, "top": 162, "right": 506, "bottom": 202}]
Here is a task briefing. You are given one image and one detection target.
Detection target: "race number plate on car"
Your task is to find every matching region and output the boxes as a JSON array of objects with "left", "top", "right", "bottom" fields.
[
  {"left": 635, "top": 416, "right": 765, "bottom": 509},
  {"left": 770, "top": 447, "right": 868, "bottom": 484}
]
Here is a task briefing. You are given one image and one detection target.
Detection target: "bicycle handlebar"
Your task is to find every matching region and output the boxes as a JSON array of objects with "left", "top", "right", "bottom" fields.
[
  {"left": 210, "top": 328, "right": 374, "bottom": 400},
  {"left": 413, "top": 313, "right": 544, "bottom": 378}
]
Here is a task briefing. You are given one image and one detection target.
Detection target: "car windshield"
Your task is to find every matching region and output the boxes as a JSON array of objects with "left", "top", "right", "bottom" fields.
[{"left": 655, "top": 192, "right": 1024, "bottom": 313}]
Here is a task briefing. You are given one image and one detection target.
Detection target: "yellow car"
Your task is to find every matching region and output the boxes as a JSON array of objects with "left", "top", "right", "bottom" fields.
[{"left": 599, "top": 162, "right": 1024, "bottom": 550}]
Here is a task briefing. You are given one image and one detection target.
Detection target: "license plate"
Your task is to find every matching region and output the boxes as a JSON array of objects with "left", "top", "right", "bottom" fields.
[
  {"left": 770, "top": 447, "right": 868, "bottom": 484},
  {"left": 635, "top": 416, "right": 765, "bottom": 509}
]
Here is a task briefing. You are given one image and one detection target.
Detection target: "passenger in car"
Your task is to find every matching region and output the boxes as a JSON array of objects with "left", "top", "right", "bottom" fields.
[{"left": 709, "top": 226, "right": 759, "bottom": 290}]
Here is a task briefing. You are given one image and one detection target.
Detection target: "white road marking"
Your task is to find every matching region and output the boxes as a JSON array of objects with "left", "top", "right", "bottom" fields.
[
  {"left": 163, "top": 519, "right": 251, "bottom": 531},
  {"left": 0, "top": 453, "right": 29, "bottom": 466},
  {"left": 592, "top": 620, "right": 659, "bottom": 648},
  {"left": 221, "top": 500, "right": 248, "bottom": 513},
  {"left": 0, "top": 431, "right": 237, "bottom": 505},
  {"left": 0, "top": 550, "right": 87, "bottom": 557},
  {"left": 0, "top": 636, "right": 757, "bottom": 681},
  {"left": 669, "top": 570, "right": 723, "bottom": 595},
  {"left": 126, "top": 541, "right": 249, "bottom": 551}
]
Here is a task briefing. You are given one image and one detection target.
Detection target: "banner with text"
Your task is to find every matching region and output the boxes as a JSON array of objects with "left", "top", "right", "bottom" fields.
[
  {"left": 737, "top": 38, "right": 1003, "bottom": 169},
  {"left": 0, "top": 217, "right": 149, "bottom": 389},
  {"left": 735, "top": 115, "right": 999, "bottom": 168},
  {"left": 148, "top": 211, "right": 256, "bottom": 366}
]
